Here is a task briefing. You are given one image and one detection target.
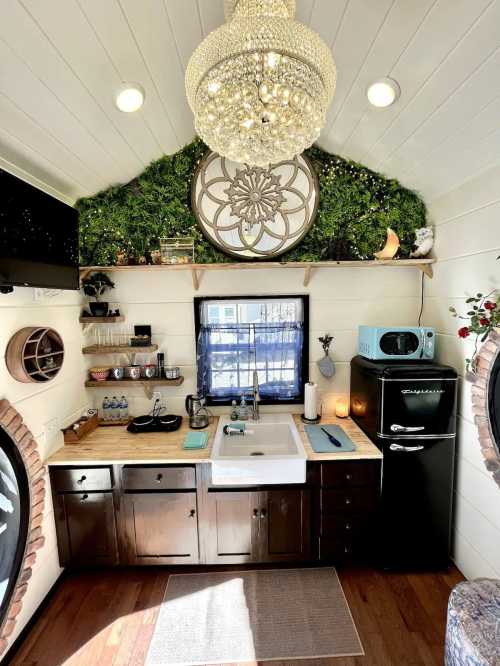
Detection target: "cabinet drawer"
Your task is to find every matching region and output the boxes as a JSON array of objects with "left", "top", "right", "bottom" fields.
[
  {"left": 321, "top": 487, "right": 375, "bottom": 514},
  {"left": 320, "top": 513, "right": 367, "bottom": 538},
  {"left": 320, "top": 461, "right": 379, "bottom": 488},
  {"left": 122, "top": 465, "right": 196, "bottom": 491},
  {"left": 51, "top": 467, "right": 112, "bottom": 493},
  {"left": 318, "top": 536, "right": 357, "bottom": 561}
]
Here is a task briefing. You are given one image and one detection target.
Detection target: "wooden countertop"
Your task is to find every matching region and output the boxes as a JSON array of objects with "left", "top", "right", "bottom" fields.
[{"left": 46, "top": 415, "right": 382, "bottom": 466}]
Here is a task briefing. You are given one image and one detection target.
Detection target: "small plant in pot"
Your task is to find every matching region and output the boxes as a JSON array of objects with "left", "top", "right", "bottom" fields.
[{"left": 81, "top": 272, "right": 115, "bottom": 317}]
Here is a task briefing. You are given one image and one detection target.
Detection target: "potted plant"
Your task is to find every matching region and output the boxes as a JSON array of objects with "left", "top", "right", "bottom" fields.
[{"left": 81, "top": 272, "right": 115, "bottom": 317}]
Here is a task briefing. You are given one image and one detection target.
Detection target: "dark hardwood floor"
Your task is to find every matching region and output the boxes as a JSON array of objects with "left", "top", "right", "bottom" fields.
[{"left": 7, "top": 564, "right": 463, "bottom": 666}]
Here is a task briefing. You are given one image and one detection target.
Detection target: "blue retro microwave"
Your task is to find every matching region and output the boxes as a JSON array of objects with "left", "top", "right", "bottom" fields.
[{"left": 358, "top": 326, "right": 435, "bottom": 360}]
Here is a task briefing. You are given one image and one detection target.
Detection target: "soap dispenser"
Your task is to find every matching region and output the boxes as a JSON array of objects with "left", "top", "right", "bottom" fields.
[{"left": 238, "top": 396, "right": 249, "bottom": 421}]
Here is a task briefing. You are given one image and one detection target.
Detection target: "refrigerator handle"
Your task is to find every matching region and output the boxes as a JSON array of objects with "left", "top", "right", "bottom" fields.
[
  {"left": 389, "top": 443, "right": 425, "bottom": 452},
  {"left": 390, "top": 423, "right": 425, "bottom": 433}
]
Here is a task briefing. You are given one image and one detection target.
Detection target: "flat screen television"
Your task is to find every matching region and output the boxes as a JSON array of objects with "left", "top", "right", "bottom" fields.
[{"left": 0, "top": 168, "right": 79, "bottom": 291}]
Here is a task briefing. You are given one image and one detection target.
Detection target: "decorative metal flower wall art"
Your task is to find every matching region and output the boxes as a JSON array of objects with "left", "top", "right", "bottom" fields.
[{"left": 192, "top": 151, "right": 318, "bottom": 259}]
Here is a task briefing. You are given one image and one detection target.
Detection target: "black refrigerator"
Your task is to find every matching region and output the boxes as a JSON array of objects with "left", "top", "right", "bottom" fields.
[{"left": 350, "top": 355, "right": 457, "bottom": 569}]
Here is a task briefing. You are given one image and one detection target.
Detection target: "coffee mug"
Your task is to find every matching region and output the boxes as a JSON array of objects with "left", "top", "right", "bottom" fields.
[
  {"left": 125, "top": 365, "right": 141, "bottom": 380},
  {"left": 110, "top": 366, "right": 124, "bottom": 380}
]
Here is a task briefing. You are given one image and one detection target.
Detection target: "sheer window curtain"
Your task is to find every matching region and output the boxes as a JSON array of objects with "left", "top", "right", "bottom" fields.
[{"left": 197, "top": 322, "right": 304, "bottom": 402}]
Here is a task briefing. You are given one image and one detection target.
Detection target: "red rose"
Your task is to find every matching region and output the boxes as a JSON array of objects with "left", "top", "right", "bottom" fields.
[
  {"left": 458, "top": 326, "right": 470, "bottom": 338},
  {"left": 480, "top": 317, "right": 489, "bottom": 326},
  {"left": 484, "top": 301, "right": 497, "bottom": 310}
]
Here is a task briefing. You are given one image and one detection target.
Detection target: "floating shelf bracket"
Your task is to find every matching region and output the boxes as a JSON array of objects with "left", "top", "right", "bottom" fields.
[
  {"left": 191, "top": 268, "right": 202, "bottom": 291},
  {"left": 303, "top": 265, "right": 314, "bottom": 287},
  {"left": 418, "top": 263, "right": 434, "bottom": 279}
]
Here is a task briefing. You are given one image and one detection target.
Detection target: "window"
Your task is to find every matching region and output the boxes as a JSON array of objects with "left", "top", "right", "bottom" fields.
[{"left": 194, "top": 296, "right": 308, "bottom": 405}]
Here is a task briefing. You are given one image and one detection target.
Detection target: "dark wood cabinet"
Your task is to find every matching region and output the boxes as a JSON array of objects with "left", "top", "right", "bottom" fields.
[
  {"left": 313, "top": 460, "right": 381, "bottom": 563},
  {"left": 50, "top": 459, "right": 380, "bottom": 568},
  {"left": 123, "top": 491, "right": 199, "bottom": 564},
  {"left": 264, "top": 489, "right": 310, "bottom": 561},
  {"left": 205, "top": 491, "right": 260, "bottom": 564},
  {"left": 205, "top": 488, "right": 310, "bottom": 564},
  {"left": 54, "top": 491, "right": 118, "bottom": 566}
]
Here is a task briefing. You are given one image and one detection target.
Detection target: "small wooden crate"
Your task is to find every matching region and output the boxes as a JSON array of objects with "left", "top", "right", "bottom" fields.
[{"left": 62, "top": 413, "right": 99, "bottom": 443}]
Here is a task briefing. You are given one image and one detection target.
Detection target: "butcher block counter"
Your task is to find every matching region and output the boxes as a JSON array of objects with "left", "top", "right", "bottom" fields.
[{"left": 46, "top": 414, "right": 381, "bottom": 466}]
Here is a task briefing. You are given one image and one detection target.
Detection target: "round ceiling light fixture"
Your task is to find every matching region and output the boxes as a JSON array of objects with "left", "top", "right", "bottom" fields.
[
  {"left": 115, "top": 83, "right": 145, "bottom": 113},
  {"left": 367, "top": 77, "right": 400, "bottom": 108},
  {"left": 185, "top": 0, "right": 336, "bottom": 167}
]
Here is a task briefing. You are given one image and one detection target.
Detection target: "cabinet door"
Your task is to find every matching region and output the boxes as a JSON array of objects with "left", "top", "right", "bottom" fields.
[
  {"left": 261, "top": 489, "right": 311, "bottom": 562},
  {"left": 205, "top": 491, "right": 260, "bottom": 564},
  {"left": 124, "top": 492, "right": 199, "bottom": 564},
  {"left": 55, "top": 492, "right": 118, "bottom": 566}
]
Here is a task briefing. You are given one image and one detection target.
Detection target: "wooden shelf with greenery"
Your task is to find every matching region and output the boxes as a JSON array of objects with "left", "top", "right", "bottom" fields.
[
  {"left": 80, "top": 258, "right": 435, "bottom": 290},
  {"left": 85, "top": 377, "right": 184, "bottom": 399}
]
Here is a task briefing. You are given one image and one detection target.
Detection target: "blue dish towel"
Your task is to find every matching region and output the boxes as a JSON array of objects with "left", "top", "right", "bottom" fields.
[
  {"left": 183, "top": 431, "right": 208, "bottom": 450},
  {"left": 304, "top": 424, "right": 356, "bottom": 453}
]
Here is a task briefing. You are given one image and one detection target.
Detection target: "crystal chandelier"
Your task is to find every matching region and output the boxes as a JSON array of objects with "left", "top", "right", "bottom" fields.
[{"left": 185, "top": 0, "right": 336, "bottom": 167}]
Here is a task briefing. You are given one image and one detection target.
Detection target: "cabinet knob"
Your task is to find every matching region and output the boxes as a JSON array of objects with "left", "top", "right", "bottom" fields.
[
  {"left": 80, "top": 494, "right": 89, "bottom": 501},
  {"left": 260, "top": 508, "right": 267, "bottom": 519},
  {"left": 345, "top": 498, "right": 351, "bottom": 505},
  {"left": 345, "top": 523, "right": 351, "bottom": 531},
  {"left": 252, "top": 509, "right": 259, "bottom": 519},
  {"left": 156, "top": 473, "right": 163, "bottom": 483},
  {"left": 345, "top": 473, "right": 353, "bottom": 481},
  {"left": 77, "top": 475, "right": 87, "bottom": 485},
  {"left": 344, "top": 546, "right": 351, "bottom": 554},
  {"left": 189, "top": 509, "right": 196, "bottom": 518}
]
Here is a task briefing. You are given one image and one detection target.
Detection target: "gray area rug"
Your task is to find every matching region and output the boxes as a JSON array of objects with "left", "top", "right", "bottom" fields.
[{"left": 146, "top": 568, "right": 364, "bottom": 665}]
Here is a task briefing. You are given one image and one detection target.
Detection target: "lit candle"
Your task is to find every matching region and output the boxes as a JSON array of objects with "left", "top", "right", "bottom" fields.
[{"left": 335, "top": 397, "right": 349, "bottom": 418}]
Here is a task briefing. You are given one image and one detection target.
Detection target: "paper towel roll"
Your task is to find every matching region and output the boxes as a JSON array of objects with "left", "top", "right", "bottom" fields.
[{"left": 304, "top": 382, "right": 318, "bottom": 420}]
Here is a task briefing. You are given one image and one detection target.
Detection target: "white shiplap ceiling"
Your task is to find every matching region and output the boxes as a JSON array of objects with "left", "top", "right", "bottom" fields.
[{"left": 0, "top": 0, "right": 499, "bottom": 206}]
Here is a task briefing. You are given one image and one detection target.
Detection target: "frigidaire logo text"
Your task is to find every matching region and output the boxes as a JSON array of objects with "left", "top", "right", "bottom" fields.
[{"left": 401, "top": 389, "right": 445, "bottom": 395}]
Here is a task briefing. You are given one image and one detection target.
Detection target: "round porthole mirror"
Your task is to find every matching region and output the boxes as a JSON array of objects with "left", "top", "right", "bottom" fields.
[{"left": 191, "top": 151, "right": 318, "bottom": 260}]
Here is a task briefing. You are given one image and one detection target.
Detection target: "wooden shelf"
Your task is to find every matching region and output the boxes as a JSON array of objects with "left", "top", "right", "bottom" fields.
[
  {"left": 80, "top": 258, "right": 435, "bottom": 290},
  {"left": 85, "top": 377, "right": 184, "bottom": 399},
  {"left": 82, "top": 345, "right": 158, "bottom": 355},
  {"left": 79, "top": 316, "right": 125, "bottom": 324}
]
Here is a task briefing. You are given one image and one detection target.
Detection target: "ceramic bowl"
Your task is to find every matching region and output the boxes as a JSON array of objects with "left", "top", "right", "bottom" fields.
[{"left": 89, "top": 367, "right": 110, "bottom": 381}]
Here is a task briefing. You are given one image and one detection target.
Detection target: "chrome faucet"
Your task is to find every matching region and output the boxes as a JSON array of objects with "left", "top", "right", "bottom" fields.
[{"left": 251, "top": 369, "right": 260, "bottom": 421}]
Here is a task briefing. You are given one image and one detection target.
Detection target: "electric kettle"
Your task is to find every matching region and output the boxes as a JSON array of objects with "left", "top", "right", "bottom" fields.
[{"left": 185, "top": 394, "right": 210, "bottom": 429}]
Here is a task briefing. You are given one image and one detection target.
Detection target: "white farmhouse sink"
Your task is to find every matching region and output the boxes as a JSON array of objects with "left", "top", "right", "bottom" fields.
[{"left": 211, "top": 413, "right": 306, "bottom": 486}]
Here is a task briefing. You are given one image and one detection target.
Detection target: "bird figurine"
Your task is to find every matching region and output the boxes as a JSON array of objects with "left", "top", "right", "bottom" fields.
[
  {"left": 410, "top": 227, "right": 434, "bottom": 258},
  {"left": 374, "top": 228, "right": 400, "bottom": 260}
]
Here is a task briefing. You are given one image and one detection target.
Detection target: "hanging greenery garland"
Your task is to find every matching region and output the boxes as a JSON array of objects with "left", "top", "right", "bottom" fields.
[{"left": 77, "top": 137, "right": 426, "bottom": 266}]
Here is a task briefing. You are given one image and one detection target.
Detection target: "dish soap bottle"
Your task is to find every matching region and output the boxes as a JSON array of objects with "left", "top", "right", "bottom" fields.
[{"left": 238, "top": 396, "right": 249, "bottom": 421}]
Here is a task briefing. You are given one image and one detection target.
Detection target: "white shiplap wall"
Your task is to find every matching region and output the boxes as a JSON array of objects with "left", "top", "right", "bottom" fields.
[
  {"left": 81, "top": 266, "right": 421, "bottom": 418},
  {"left": 424, "top": 165, "right": 500, "bottom": 579},
  {"left": 0, "top": 287, "right": 88, "bottom": 652}
]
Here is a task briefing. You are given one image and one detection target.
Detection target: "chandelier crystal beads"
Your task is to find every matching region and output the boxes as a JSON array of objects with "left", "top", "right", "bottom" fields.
[{"left": 185, "top": 0, "right": 336, "bottom": 167}]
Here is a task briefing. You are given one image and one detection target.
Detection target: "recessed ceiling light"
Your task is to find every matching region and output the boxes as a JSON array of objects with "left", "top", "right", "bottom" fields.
[
  {"left": 367, "top": 77, "right": 400, "bottom": 108},
  {"left": 115, "top": 83, "right": 145, "bottom": 112}
]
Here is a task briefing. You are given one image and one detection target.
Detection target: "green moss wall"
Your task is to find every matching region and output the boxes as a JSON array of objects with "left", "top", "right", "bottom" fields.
[{"left": 77, "top": 138, "right": 426, "bottom": 266}]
